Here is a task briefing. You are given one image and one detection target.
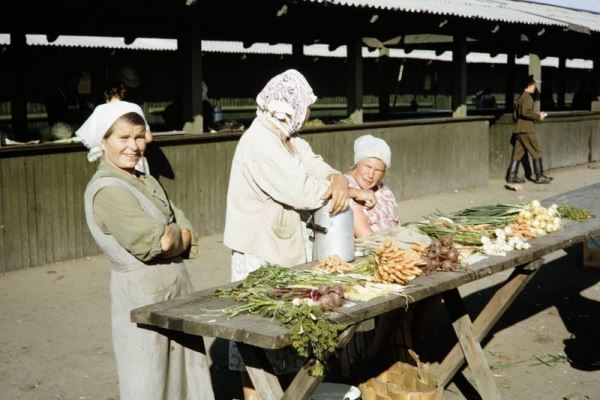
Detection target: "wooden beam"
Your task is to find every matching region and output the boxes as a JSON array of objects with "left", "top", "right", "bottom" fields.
[
  {"left": 557, "top": 57, "right": 566, "bottom": 109},
  {"left": 452, "top": 34, "right": 467, "bottom": 117},
  {"left": 237, "top": 343, "right": 284, "bottom": 400},
  {"left": 10, "top": 32, "right": 27, "bottom": 138},
  {"left": 505, "top": 52, "right": 516, "bottom": 113},
  {"left": 347, "top": 34, "right": 363, "bottom": 124},
  {"left": 179, "top": 11, "right": 204, "bottom": 133},
  {"left": 528, "top": 51, "right": 542, "bottom": 113},
  {"left": 442, "top": 288, "right": 503, "bottom": 400},
  {"left": 436, "top": 259, "right": 543, "bottom": 387}
]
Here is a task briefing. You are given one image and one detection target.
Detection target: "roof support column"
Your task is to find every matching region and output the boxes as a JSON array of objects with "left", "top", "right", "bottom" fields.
[
  {"left": 557, "top": 56, "right": 566, "bottom": 109},
  {"left": 505, "top": 52, "right": 516, "bottom": 113},
  {"left": 179, "top": 11, "right": 204, "bottom": 133},
  {"left": 10, "top": 32, "right": 27, "bottom": 138},
  {"left": 377, "top": 56, "right": 391, "bottom": 115},
  {"left": 593, "top": 56, "right": 600, "bottom": 111},
  {"left": 347, "top": 34, "right": 363, "bottom": 124},
  {"left": 528, "top": 51, "right": 541, "bottom": 113},
  {"left": 452, "top": 33, "right": 467, "bottom": 117}
]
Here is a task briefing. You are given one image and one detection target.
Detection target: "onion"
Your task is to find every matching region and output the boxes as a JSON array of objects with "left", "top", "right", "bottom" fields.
[
  {"left": 447, "top": 248, "right": 459, "bottom": 263},
  {"left": 317, "top": 284, "right": 329, "bottom": 295},
  {"left": 330, "top": 283, "right": 344, "bottom": 296},
  {"left": 330, "top": 292, "right": 344, "bottom": 307},
  {"left": 441, "top": 259, "right": 454, "bottom": 271},
  {"left": 319, "top": 294, "right": 336, "bottom": 310},
  {"left": 440, "top": 235, "right": 453, "bottom": 247},
  {"left": 431, "top": 259, "right": 441, "bottom": 269}
]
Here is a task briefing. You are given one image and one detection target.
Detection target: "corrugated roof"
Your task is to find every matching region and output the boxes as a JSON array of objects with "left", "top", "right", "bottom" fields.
[
  {"left": 301, "top": 0, "right": 600, "bottom": 32},
  {"left": 25, "top": 35, "right": 178, "bottom": 50}
]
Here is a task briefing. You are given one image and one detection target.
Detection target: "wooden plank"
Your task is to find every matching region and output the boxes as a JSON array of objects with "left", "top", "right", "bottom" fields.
[
  {"left": 63, "top": 152, "right": 77, "bottom": 260},
  {"left": 4, "top": 158, "right": 23, "bottom": 270},
  {"left": 442, "top": 288, "right": 502, "bottom": 400},
  {"left": 236, "top": 343, "right": 284, "bottom": 400},
  {"left": 25, "top": 155, "right": 39, "bottom": 267},
  {"left": 55, "top": 154, "right": 68, "bottom": 261},
  {"left": 16, "top": 156, "right": 30, "bottom": 268},
  {"left": 436, "top": 259, "right": 543, "bottom": 387},
  {"left": 0, "top": 159, "right": 6, "bottom": 271},
  {"left": 38, "top": 154, "right": 55, "bottom": 263}
]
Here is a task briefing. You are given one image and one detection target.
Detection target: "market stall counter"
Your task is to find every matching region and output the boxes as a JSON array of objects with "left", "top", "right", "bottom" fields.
[{"left": 131, "top": 183, "right": 600, "bottom": 400}]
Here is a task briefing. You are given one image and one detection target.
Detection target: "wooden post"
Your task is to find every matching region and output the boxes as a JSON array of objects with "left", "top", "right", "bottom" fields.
[
  {"left": 378, "top": 56, "right": 391, "bottom": 115},
  {"left": 436, "top": 259, "right": 543, "bottom": 387},
  {"left": 452, "top": 34, "right": 467, "bottom": 117},
  {"left": 347, "top": 34, "right": 363, "bottom": 124},
  {"left": 10, "top": 32, "right": 27, "bottom": 138},
  {"left": 505, "top": 52, "right": 516, "bottom": 113},
  {"left": 442, "top": 288, "right": 503, "bottom": 400},
  {"left": 528, "top": 51, "right": 542, "bottom": 113},
  {"left": 179, "top": 12, "right": 204, "bottom": 133},
  {"left": 557, "top": 56, "right": 566, "bottom": 109},
  {"left": 592, "top": 56, "right": 600, "bottom": 111}
]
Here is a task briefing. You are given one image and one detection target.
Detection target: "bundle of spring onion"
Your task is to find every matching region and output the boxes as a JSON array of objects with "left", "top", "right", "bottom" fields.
[
  {"left": 440, "top": 203, "right": 526, "bottom": 226},
  {"left": 415, "top": 219, "right": 492, "bottom": 246}
]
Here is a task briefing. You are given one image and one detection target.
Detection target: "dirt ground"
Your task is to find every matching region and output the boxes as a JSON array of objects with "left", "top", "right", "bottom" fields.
[{"left": 1, "top": 164, "right": 600, "bottom": 400}]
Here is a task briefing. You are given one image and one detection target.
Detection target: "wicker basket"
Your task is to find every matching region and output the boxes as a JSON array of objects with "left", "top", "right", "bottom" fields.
[{"left": 359, "top": 351, "right": 443, "bottom": 400}]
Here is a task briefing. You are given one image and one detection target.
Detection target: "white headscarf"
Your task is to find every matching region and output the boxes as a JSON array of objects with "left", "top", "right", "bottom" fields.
[
  {"left": 76, "top": 101, "right": 148, "bottom": 162},
  {"left": 256, "top": 69, "right": 317, "bottom": 137},
  {"left": 354, "top": 135, "right": 392, "bottom": 168}
]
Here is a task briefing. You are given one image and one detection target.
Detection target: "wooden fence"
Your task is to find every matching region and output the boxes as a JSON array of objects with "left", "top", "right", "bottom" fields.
[{"left": 2, "top": 113, "right": 598, "bottom": 272}]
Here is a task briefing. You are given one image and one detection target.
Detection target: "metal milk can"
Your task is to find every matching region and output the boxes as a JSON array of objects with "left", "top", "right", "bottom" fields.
[{"left": 311, "top": 200, "right": 355, "bottom": 262}]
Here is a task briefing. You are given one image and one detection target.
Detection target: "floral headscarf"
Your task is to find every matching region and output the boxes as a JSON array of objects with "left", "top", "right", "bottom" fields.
[{"left": 256, "top": 69, "right": 317, "bottom": 136}]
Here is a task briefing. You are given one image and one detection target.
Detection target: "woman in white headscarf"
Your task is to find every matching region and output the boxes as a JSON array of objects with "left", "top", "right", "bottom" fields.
[
  {"left": 224, "top": 69, "right": 375, "bottom": 398},
  {"left": 76, "top": 101, "right": 214, "bottom": 400},
  {"left": 346, "top": 134, "right": 399, "bottom": 237}
]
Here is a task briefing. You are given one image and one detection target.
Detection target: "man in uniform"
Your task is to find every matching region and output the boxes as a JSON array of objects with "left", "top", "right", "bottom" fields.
[{"left": 506, "top": 75, "right": 553, "bottom": 184}]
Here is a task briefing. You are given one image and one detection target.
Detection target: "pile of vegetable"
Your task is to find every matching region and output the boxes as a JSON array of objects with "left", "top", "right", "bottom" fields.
[
  {"left": 557, "top": 203, "right": 594, "bottom": 221},
  {"left": 353, "top": 240, "right": 424, "bottom": 284},
  {"left": 316, "top": 255, "right": 354, "bottom": 274},
  {"left": 215, "top": 264, "right": 362, "bottom": 376},
  {"left": 513, "top": 200, "right": 561, "bottom": 236},
  {"left": 419, "top": 235, "right": 460, "bottom": 274}
]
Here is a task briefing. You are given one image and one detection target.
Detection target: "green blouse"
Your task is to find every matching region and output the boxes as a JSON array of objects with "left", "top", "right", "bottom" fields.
[{"left": 91, "top": 160, "right": 197, "bottom": 262}]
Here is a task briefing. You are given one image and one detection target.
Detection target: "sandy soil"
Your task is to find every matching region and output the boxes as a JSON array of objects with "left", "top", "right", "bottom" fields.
[{"left": 1, "top": 164, "right": 599, "bottom": 400}]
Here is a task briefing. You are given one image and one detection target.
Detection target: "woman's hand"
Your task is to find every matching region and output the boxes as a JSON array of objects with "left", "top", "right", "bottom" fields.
[
  {"left": 160, "top": 222, "right": 185, "bottom": 258},
  {"left": 322, "top": 174, "right": 350, "bottom": 214},
  {"left": 350, "top": 188, "right": 377, "bottom": 209}
]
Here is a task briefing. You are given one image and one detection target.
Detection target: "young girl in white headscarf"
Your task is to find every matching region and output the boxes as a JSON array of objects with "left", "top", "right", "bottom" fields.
[
  {"left": 346, "top": 134, "right": 399, "bottom": 237},
  {"left": 223, "top": 69, "right": 375, "bottom": 398},
  {"left": 76, "top": 101, "right": 214, "bottom": 400}
]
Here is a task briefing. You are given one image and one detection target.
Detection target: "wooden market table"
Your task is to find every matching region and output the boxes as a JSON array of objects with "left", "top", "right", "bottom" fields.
[{"left": 131, "top": 183, "right": 600, "bottom": 400}]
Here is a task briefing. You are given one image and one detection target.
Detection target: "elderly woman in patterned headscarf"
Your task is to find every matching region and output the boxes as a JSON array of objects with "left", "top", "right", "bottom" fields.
[{"left": 223, "top": 69, "right": 375, "bottom": 398}]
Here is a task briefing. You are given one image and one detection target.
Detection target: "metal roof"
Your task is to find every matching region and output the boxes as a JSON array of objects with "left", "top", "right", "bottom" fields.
[
  {"left": 301, "top": 0, "right": 600, "bottom": 32},
  {"left": 0, "top": 34, "right": 591, "bottom": 69}
]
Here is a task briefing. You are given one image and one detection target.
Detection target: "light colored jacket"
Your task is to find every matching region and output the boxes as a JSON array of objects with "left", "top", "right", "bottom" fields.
[{"left": 224, "top": 116, "right": 338, "bottom": 266}]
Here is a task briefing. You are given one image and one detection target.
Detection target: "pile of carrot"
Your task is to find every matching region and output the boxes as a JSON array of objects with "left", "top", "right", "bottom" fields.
[{"left": 373, "top": 240, "right": 424, "bottom": 284}]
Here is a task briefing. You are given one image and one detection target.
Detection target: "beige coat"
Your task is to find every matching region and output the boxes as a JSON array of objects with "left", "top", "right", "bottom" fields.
[{"left": 224, "top": 116, "right": 338, "bottom": 266}]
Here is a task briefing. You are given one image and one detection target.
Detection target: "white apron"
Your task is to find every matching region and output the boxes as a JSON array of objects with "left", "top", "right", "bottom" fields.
[{"left": 84, "top": 177, "right": 214, "bottom": 400}]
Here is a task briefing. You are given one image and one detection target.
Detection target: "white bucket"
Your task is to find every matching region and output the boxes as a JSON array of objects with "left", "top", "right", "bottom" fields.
[{"left": 312, "top": 382, "right": 361, "bottom": 400}]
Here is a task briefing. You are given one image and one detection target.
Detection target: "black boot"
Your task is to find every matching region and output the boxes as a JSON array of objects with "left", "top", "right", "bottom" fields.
[
  {"left": 506, "top": 160, "right": 526, "bottom": 183},
  {"left": 532, "top": 158, "right": 553, "bottom": 184}
]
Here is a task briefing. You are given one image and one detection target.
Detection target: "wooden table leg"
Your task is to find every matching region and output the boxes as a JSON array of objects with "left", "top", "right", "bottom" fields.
[
  {"left": 237, "top": 343, "right": 284, "bottom": 400},
  {"left": 442, "top": 288, "right": 503, "bottom": 400},
  {"left": 282, "top": 324, "right": 360, "bottom": 400},
  {"left": 436, "top": 259, "right": 542, "bottom": 387}
]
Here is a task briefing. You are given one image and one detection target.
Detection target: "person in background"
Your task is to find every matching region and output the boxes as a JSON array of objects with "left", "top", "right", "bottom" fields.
[
  {"left": 346, "top": 135, "right": 399, "bottom": 238},
  {"left": 162, "top": 81, "right": 214, "bottom": 132},
  {"left": 76, "top": 101, "right": 214, "bottom": 400},
  {"left": 506, "top": 75, "right": 553, "bottom": 184},
  {"left": 223, "top": 69, "right": 375, "bottom": 400}
]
